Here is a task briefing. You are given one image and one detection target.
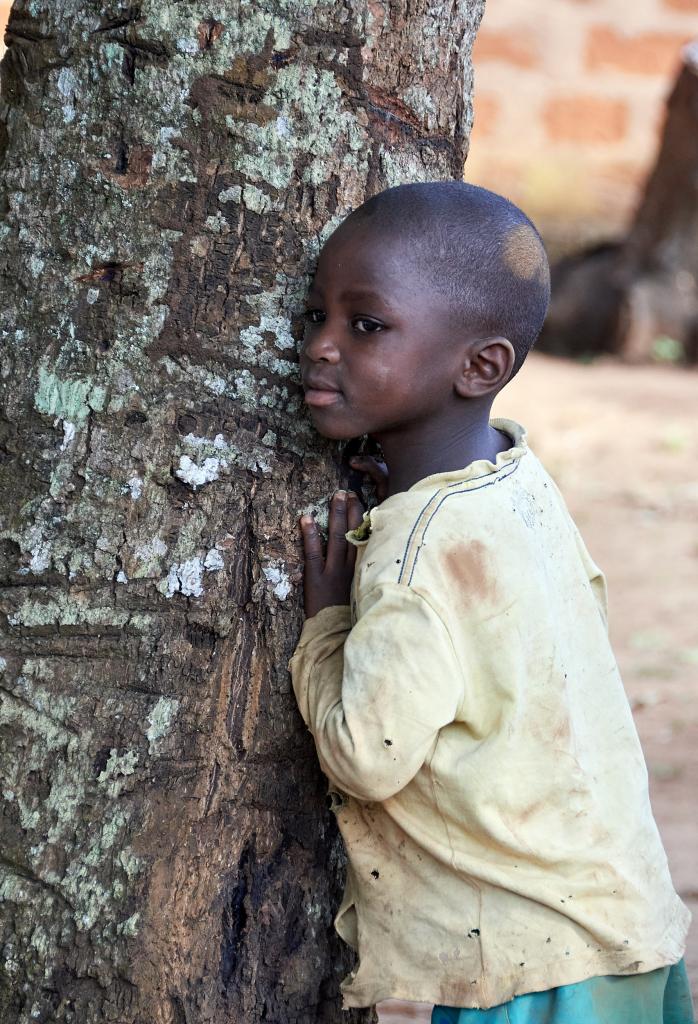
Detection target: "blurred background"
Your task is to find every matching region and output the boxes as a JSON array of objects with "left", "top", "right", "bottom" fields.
[
  {"left": 467, "top": 0, "right": 697, "bottom": 257},
  {"left": 1, "top": 2, "right": 696, "bottom": 1020}
]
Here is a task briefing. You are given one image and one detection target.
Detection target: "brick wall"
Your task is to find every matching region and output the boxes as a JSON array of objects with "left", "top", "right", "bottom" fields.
[
  {"left": 0, "top": 2, "right": 9, "bottom": 53},
  {"left": 2, "top": 3, "right": 696, "bottom": 250},
  {"left": 467, "top": 0, "right": 698, "bottom": 251}
]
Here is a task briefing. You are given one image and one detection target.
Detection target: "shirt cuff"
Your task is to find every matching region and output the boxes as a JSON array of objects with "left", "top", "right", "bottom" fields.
[{"left": 293, "top": 604, "right": 352, "bottom": 649}]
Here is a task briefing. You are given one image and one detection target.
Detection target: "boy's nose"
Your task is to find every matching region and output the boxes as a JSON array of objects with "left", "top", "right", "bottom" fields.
[{"left": 302, "top": 327, "right": 341, "bottom": 363}]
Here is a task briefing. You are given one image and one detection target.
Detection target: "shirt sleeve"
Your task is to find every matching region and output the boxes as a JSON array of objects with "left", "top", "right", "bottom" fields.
[
  {"left": 545, "top": 470, "right": 609, "bottom": 630},
  {"left": 287, "top": 582, "right": 465, "bottom": 802},
  {"left": 570, "top": 522, "right": 609, "bottom": 630}
]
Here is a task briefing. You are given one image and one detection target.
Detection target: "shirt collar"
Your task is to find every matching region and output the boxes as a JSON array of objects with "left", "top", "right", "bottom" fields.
[{"left": 345, "top": 418, "right": 528, "bottom": 546}]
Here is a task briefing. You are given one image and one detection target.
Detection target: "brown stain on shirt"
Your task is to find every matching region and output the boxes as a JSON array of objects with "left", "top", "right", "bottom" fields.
[{"left": 443, "top": 539, "right": 499, "bottom": 605}]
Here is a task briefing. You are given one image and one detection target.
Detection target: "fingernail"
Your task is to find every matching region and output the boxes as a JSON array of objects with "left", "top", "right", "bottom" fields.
[
  {"left": 335, "top": 490, "right": 346, "bottom": 500},
  {"left": 300, "top": 515, "right": 313, "bottom": 524},
  {"left": 347, "top": 490, "right": 357, "bottom": 498}
]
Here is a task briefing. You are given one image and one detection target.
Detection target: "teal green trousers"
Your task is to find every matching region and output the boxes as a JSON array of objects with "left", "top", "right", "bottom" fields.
[{"left": 432, "top": 960, "right": 695, "bottom": 1024}]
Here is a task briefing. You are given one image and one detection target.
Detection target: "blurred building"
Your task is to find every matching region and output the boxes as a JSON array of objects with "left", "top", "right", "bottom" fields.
[
  {"left": 1, "top": 1, "right": 696, "bottom": 253},
  {"left": 467, "top": 0, "right": 697, "bottom": 254},
  {"left": 0, "top": 3, "right": 8, "bottom": 51}
]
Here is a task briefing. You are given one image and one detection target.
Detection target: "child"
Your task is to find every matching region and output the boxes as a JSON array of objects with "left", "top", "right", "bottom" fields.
[{"left": 287, "top": 182, "right": 693, "bottom": 1022}]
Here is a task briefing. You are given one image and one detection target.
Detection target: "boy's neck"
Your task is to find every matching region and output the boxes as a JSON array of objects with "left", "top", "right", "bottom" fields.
[{"left": 371, "top": 406, "right": 511, "bottom": 499}]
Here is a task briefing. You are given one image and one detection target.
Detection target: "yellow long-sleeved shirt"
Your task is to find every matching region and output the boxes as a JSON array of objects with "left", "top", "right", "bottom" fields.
[{"left": 288, "top": 418, "right": 690, "bottom": 1010}]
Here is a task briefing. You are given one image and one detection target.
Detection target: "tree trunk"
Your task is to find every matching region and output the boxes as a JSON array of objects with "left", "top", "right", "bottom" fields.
[
  {"left": 0, "top": 2, "right": 482, "bottom": 1021},
  {"left": 538, "top": 40, "right": 698, "bottom": 364}
]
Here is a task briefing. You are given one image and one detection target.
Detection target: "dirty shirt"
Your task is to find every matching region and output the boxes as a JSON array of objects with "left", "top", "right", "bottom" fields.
[{"left": 287, "top": 418, "right": 691, "bottom": 1010}]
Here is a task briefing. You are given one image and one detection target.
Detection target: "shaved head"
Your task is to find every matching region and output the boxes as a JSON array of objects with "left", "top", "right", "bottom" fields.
[{"left": 334, "top": 181, "right": 550, "bottom": 376}]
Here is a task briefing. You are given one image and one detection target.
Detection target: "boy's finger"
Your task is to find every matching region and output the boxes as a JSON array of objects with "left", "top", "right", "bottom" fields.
[
  {"left": 349, "top": 456, "right": 374, "bottom": 471},
  {"left": 299, "top": 516, "right": 324, "bottom": 570},
  {"left": 345, "top": 493, "right": 363, "bottom": 565},
  {"left": 328, "top": 491, "right": 348, "bottom": 535},
  {"left": 346, "top": 492, "right": 364, "bottom": 532},
  {"left": 349, "top": 456, "right": 388, "bottom": 484},
  {"left": 326, "top": 491, "right": 348, "bottom": 564}
]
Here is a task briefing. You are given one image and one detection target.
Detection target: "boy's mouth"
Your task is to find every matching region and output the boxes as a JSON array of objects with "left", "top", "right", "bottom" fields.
[
  {"left": 302, "top": 375, "right": 343, "bottom": 406},
  {"left": 304, "top": 387, "right": 342, "bottom": 406}
]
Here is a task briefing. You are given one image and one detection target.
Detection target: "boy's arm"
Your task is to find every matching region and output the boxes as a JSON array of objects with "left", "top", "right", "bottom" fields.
[
  {"left": 290, "top": 603, "right": 353, "bottom": 729},
  {"left": 288, "top": 582, "right": 464, "bottom": 802}
]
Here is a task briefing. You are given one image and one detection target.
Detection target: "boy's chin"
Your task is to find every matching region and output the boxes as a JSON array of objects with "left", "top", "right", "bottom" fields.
[
  {"left": 313, "top": 424, "right": 355, "bottom": 440},
  {"left": 306, "top": 411, "right": 358, "bottom": 441}
]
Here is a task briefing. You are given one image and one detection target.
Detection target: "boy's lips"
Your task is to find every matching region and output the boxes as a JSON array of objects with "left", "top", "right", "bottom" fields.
[
  {"left": 304, "top": 388, "right": 342, "bottom": 406},
  {"left": 302, "top": 376, "right": 343, "bottom": 406}
]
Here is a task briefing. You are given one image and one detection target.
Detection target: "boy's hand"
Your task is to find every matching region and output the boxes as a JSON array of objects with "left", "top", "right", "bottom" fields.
[
  {"left": 299, "top": 490, "right": 364, "bottom": 619},
  {"left": 348, "top": 455, "right": 390, "bottom": 503}
]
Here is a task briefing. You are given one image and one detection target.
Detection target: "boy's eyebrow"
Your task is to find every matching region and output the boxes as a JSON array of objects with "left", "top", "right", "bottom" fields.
[
  {"left": 306, "top": 283, "right": 399, "bottom": 313},
  {"left": 338, "top": 287, "right": 387, "bottom": 304},
  {"left": 340, "top": 287, "right": 403, "bottom": 318}
]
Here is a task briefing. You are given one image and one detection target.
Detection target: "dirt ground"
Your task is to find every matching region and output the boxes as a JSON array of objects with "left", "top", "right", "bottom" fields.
[{"left": 378, "top": 353, "right": 698, "bottom": 1023}]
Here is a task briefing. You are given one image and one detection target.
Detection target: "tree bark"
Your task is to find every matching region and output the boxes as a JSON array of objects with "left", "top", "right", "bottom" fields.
[
  {"left": 0, "top": 2, "right": 483, "bottom": 1021},
  {"left": 537, "top": 41, "right": 698, "bottom": 364}
]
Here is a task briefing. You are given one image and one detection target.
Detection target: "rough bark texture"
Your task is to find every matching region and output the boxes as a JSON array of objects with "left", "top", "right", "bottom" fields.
[
  {"left": 538, "top": 41, "right": 698, "bottom": 364},
  {"left": 0, "top": 1, "right": 483, "bottom": 1021}
]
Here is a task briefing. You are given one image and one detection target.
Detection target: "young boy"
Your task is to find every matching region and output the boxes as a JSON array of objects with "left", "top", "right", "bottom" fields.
[{"left": 287, "top": 182, "right": 693, "bottom": 1022}]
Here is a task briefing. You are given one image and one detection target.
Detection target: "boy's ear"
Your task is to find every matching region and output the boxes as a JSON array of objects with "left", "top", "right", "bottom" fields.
[{"left": 453, "top": 335, "right": 516, "bottom": 399}]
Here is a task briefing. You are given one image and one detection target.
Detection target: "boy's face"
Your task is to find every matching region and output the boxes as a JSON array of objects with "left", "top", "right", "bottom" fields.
[{"left": 299, "top": 220, "right": 463, "bottom": 441}]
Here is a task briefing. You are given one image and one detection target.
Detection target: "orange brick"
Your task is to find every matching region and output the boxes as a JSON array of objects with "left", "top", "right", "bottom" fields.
[
  {"left": 473, "top": 29, "right": 539, "bottom": 69},
  {"left": 471, "top": 93, "right": 500, "bottom": 137},
  {"left": 543, "top": 96, "right": 629, "bottom": 144},
  {"left": 586, "top": 26, "right": 689, "bottom": 76}
]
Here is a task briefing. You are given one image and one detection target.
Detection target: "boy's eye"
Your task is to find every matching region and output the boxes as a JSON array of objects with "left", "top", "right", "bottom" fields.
[
  {"left": 353, "top": 317, "right": 384, "bottom": 334},
  {"left": 304, "top": 309, "right": 325, "bottom": 325}
]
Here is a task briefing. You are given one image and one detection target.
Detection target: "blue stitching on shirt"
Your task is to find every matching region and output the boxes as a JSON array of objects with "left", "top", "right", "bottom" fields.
[
  {"left": 396, "top": 467, "right": 515, "bottom": 585},
  {"left": 403, "top": 459, "right": 521, "bottom": 587},
  {"left": 396, "top": 491, "right": 442, "bottom": 584}
]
